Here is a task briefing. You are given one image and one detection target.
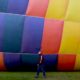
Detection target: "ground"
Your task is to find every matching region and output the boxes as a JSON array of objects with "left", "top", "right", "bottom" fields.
[{"left": 0, "top": 72, "right": 80, "bottom": 80}]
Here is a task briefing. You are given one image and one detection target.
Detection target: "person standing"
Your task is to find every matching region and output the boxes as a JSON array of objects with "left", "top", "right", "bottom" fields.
[{"left": 35, "top": 51, "right": 46, "bottom": 78}]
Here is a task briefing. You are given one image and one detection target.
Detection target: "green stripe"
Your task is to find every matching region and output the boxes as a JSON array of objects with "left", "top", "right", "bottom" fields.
[
  {"left": 3, "top": 14, "right": 25, "bottom": 52},
  {"left": 22, "top": 54, "right": 39, "bottom": 64},
  {"left": 0, "top": 0, "right": 8, "bottom": 12}
]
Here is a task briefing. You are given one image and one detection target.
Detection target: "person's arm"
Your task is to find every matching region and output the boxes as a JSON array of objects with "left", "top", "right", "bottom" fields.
[{"left": 40, "top": 55, "right": 43, "bottom": 64}]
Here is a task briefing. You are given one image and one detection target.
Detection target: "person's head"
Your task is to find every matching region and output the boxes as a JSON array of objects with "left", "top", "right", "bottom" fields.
[
  {"left": 36, "top": 48, "right": 42, "bottom": 55},
  {"left": 38, "top": 51, "right": 42, "bottom": 55}
]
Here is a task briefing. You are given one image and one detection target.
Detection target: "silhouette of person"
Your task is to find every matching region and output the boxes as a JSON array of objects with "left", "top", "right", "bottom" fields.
[{"left": 35, "top": 51, "right": 46, "bottom": 78}]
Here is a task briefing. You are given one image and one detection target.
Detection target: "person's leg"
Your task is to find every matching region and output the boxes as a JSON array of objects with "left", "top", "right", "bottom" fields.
[
  {"left": 35, "top": 64, "right": 41, "bottom": 78},
  {"left": 41, "top": 64, "right": 46, "bottom": 78}
]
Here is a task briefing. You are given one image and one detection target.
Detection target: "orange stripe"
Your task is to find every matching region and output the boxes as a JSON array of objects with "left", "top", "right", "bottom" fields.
[
  {"left": 0, "top": 52, "right": 6, "bottom": 71},
  {"left": 41, "top": 19, "right": 64, "bottom": 54},
  {"left": 74, "top": 54, "right": 80, "bottom": 70}
]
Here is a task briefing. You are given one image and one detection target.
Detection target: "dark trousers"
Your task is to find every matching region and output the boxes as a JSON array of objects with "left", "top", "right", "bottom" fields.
[{"left": 36, "top": 64, "right": 46, "bottom": 77}]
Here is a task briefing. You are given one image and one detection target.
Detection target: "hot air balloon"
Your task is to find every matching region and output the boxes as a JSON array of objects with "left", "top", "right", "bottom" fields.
[{"left": 0, "top": 0, "right": 80, "bottom": 71}]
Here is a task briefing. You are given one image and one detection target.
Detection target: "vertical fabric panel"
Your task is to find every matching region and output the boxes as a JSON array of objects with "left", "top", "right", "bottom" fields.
[
  {"left": 46, "top": 0, "right": 69, "bottom": 19},
  {"left": 3, "top": 14, "right": 25, "bottom": 52},
  {"left": 44, "top": 54, "right": 58, "bottom": 71},
  {"left": 21, "top": 16, "right": 44, "bottom": 53},
  {"left": 41, "top": 19, "right": 63, "bottom": 54},
  {"left": 0, "top": 0, "right": 8, "bottom": 12},
  {"left": 0, "top": 13, "right": 5, "bottom": 51},
  {"left": 57, "top": 54, "right": 76, "bottom": 71},
  {"left": 21, "top": 53, "right": 39, "bottom": 65},
  {"left": 4, "top": 53, "right": 21, "bottom": 71},
  {"left": 65, "top": 0, "right": 80, "bottom": 21},
  {"left": 7, "top": 0, "right": 29, "bottom": 14},
  {"left": 21, "top": 53, "right": 39, "bottom": 71},
  {"left": 77, "top": 44, "right": 80, "bottom": 53},
  {"left": 26, "top": 0, "right": 49, "bottom": 17},
  {"left": 0, "top": 52, "right": 6, "bottom": 71},
  {"left": 59, "top": 21, "right": 80, "bottom": 54},
  {"left": 74, "top": 54, "right": 80, "bottom": 70}
]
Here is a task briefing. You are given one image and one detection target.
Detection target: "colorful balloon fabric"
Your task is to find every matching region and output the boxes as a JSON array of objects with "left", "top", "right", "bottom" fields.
[{"left": 0, "top": 0, "right": 80, "bottom": 71}]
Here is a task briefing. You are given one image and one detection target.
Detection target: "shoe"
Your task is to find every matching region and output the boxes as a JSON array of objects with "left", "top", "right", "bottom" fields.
[
  {"left": 35, "top": 76, "right": 39, "bottom": 78},
  {"left": 43, "top": 76, "right": 46, "bottom": 78}
]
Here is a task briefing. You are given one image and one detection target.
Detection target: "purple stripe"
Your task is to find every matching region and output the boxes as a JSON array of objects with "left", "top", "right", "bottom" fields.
[
  {"left": 4, "top": 53, "right": 21, "bottom": 70},
  {"left": 21, "top": 16, "right": 44, "bottom": 53},
  {"left": 7, "top": 0, "right": 29, "bottom": 14}
]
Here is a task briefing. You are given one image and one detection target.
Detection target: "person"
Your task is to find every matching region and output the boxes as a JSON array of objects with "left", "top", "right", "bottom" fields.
[{"left": 35, "top": 51, "right": 46, "bottom": 78}]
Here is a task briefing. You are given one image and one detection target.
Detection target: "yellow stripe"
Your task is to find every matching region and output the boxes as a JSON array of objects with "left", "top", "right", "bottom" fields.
[
  {"left": 59, "top": 21, "right": 80, "bottom": 54},
  {"left": 46, "top": 0, "right": 69, "bottom": 19},
  {"left": 74, "top": 54, "right": 80, "bottom": 70},
  {"left": 77, "top": 45, "right": 80, "bottom": 54},
  {"left": 65, "top": 0, "right": 80, "bottom": 21}
]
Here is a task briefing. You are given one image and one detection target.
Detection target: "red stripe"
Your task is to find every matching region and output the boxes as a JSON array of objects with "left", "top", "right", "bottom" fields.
[
  {"left": 26, "top": 0, "right": 49, "bottom": 17},
  {"left": 41, "top": 19, "right": 64, "bottom": 54},
  {"left": 57, "top": 54, "right": 76, "bottom": 71}
]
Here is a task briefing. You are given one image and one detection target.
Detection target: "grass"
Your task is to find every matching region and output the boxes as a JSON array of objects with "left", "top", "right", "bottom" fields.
[{"left": 0, "top": 72, "right": 79, "bottom": 80}]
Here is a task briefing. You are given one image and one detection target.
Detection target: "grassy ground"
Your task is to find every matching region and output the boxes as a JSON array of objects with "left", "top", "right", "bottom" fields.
[{"left": 0, "top": 72, "right": 80, "bottom": 80}]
